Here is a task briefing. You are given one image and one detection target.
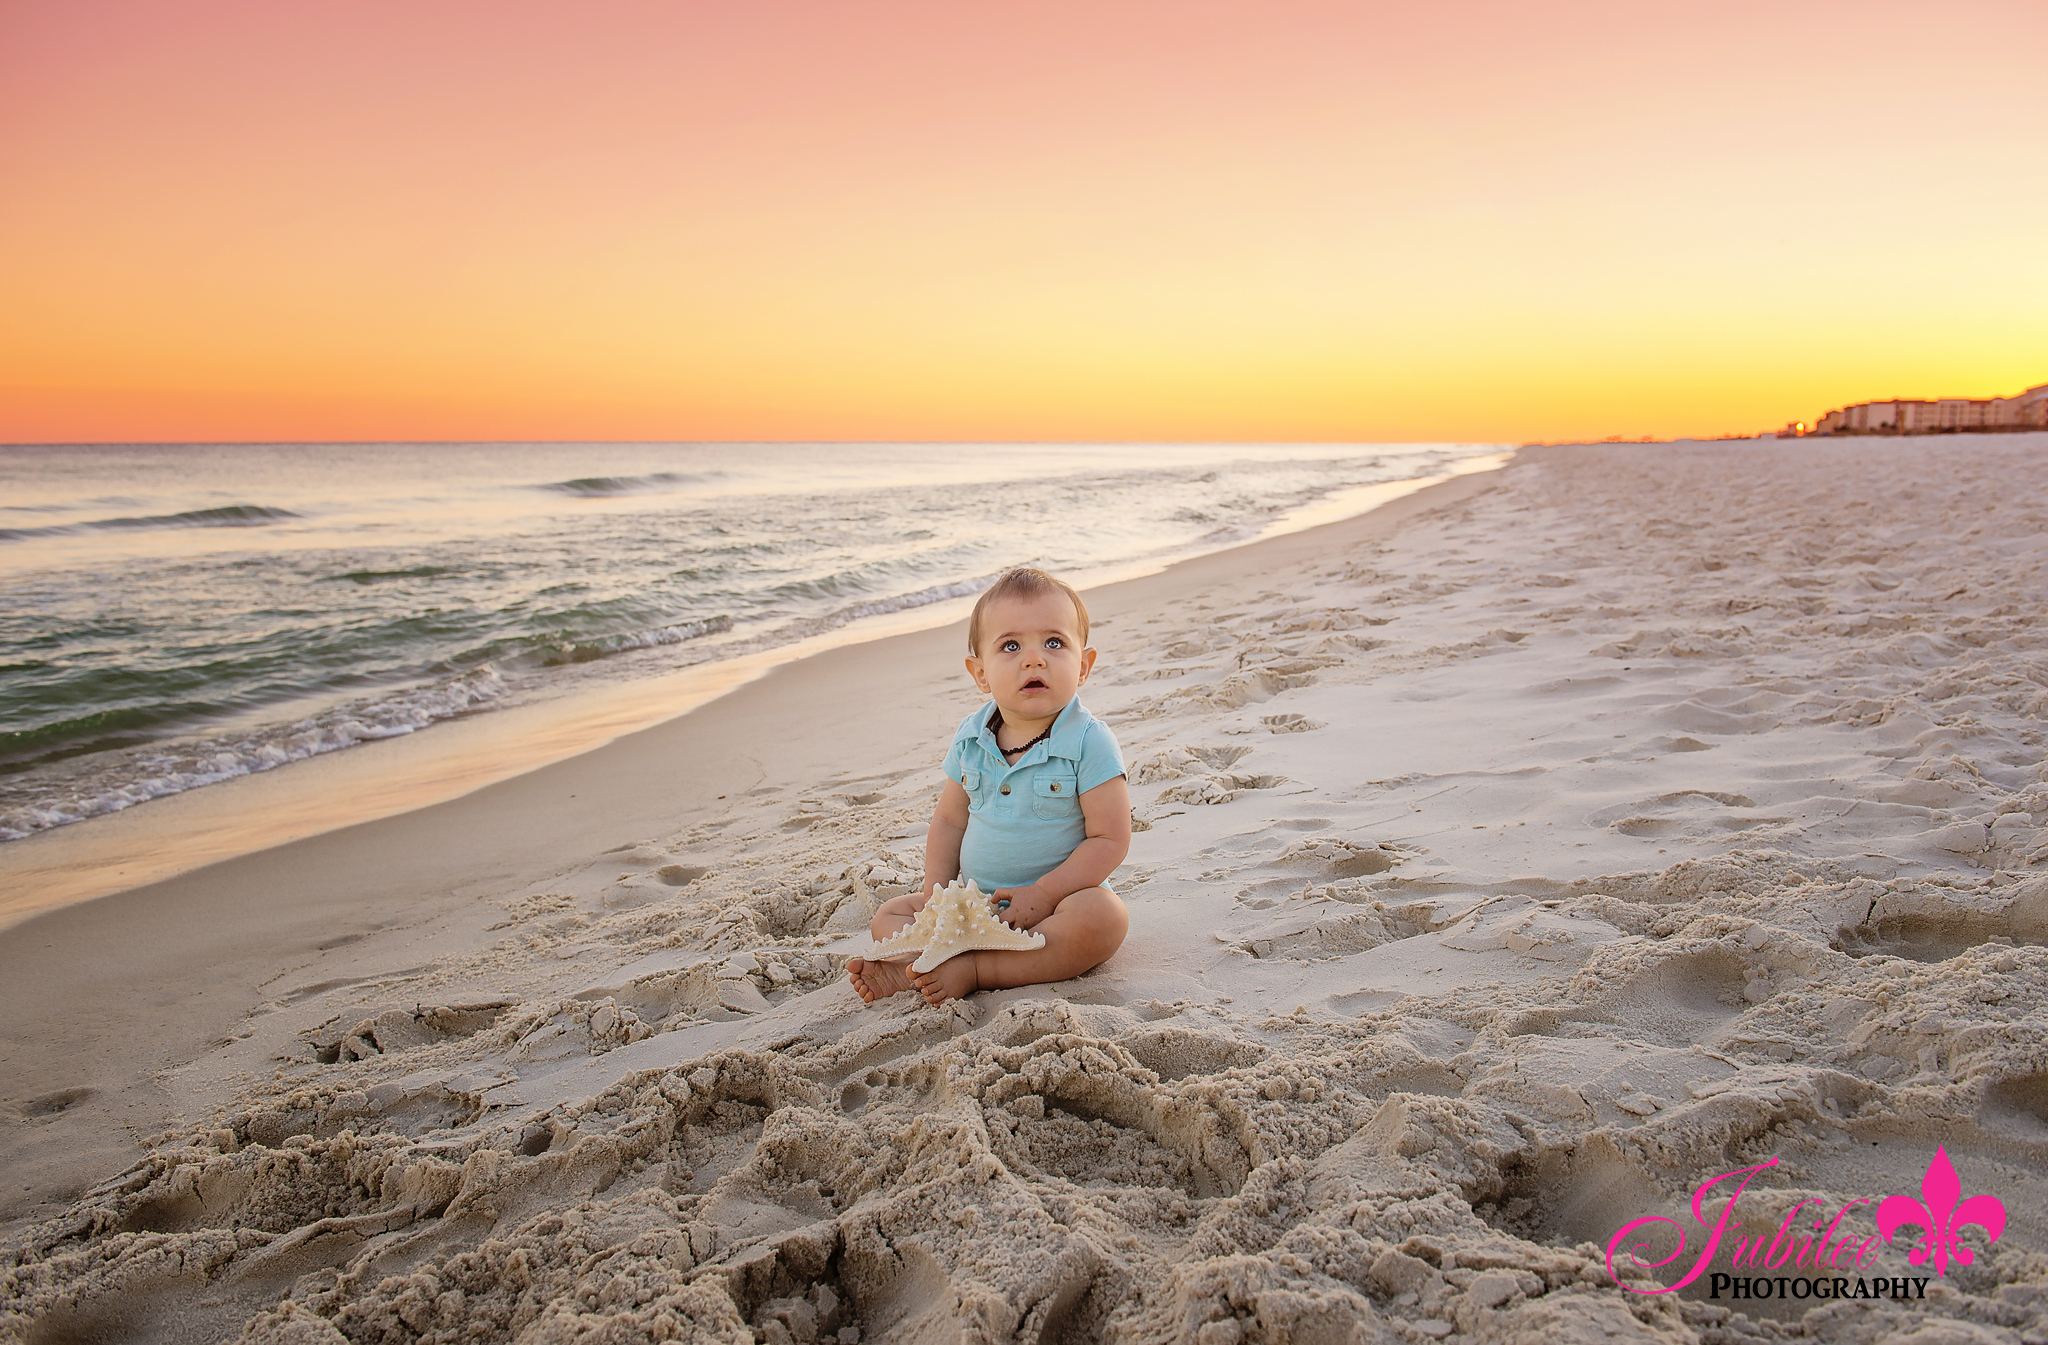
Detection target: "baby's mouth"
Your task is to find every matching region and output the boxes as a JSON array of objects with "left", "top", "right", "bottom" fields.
[{"left": 1021, "top": 678, "right": 1048, "bottom": 691}]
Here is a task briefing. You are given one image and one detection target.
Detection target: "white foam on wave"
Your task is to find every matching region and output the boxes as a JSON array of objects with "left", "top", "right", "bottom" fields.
[
  {"left": 831, "top": 574, "right": 998, "bottom": 624},
  {"left": 0, "top": 668, "right": 507, "bottom": 841},
  {"left": 613, "top": 615, "right": 734, "bottom": 648},
  {"left": 0, "top": 503, "right": 301, "bottom": 542}
]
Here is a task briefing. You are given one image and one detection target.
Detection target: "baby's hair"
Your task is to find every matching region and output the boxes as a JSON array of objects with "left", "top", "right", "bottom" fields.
[{"left": 968, "top": 568, "right": 1090, "bottom": 655}]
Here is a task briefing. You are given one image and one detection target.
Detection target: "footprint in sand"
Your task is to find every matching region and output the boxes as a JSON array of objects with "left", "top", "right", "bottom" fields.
[
  {"left": 1157, "top": 772, "right": 1286, "bottom": 806},
  {"left": 1981, "top": 1071, "right": 2048, "bottom": 1142},
  {"left": 305, "top": 998, "right": 519, "bottom": 1064},
  {"left": 1831, "top": 882, "right": 2047, "bottom": 962},
  {"left": 1120, "top": 1028, "right": 1267, "bottom": 1081},
  {"left": 17, "top": 1087, "right": 95, "bottom": 1119},
  {"left": 653, "top": 863, "right": 708, "bottom": 885},
  {"left": 1277, "top": 836, "right": 1401, "bottom": 878},
  {"left": 1508, "top": 945, "right": 1753, "bottom": 1049},
  {"left": 1131, "top": 743, "right": 1254, "bottom": 783},
  {"left": 1589, "top": 789, "right": 1761, "bottom": 837},
  {"left": 977, "top": 1035, "right": 1251, "bottom": 1198}
]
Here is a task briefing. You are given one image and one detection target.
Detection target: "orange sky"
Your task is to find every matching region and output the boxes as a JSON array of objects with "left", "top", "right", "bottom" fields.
[{"left": 3, "top": 0, "right": 2044, "bottom": 444}]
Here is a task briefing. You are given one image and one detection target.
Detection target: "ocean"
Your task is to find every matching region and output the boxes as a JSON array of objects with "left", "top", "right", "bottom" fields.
[{"left": 0, "top": 440, "right": 1500, "bottom": 842}]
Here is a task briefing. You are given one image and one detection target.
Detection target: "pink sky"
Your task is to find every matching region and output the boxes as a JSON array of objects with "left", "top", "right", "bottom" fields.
[{"left": 3, "top": 0, "right": 2044, "bottom": 442}]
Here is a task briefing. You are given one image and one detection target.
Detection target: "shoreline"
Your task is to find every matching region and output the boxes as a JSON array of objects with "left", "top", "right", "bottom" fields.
[
  {"left": 0, "top": 452, "right": 1509, "bottom": 929},
  {"left": 0, "top": 461, "right": 1510, "bottom": 1238},
  {"left": 5, "top": 436, "right": 2044, "bottom": 1342}
]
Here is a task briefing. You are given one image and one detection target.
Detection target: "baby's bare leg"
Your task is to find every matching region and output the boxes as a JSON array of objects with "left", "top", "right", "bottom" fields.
[
  {"left": 845, "top": 891, "right": 925, "bottom": 1003},
  {"left": 867, "top": 891, "right": 922, "bottom": 939},
  {"left": 909, "top": 886, "right": 1129, "bottom": 1006}
]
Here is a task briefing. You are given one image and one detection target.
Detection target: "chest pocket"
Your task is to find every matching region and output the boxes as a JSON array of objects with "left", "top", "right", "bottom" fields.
[
  {"left": 960, "top": 769, "right": 986, "bottom": 809},
  {"left": 1032, "top": 771, "right": 1080, "bottom": 819}
]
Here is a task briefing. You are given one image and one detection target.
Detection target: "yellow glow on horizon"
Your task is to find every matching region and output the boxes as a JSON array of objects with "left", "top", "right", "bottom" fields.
[{"left": 3, "top": 1, "right": 2044, "bottom": 444}]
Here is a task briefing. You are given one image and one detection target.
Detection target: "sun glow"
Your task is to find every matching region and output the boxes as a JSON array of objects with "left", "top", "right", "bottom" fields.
[{"left": 4, "top": 1, "right": 2044, "bottom": 443}]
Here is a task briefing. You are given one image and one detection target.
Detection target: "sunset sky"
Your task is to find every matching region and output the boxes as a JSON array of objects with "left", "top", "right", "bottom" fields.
[{"left": 3, "top": 0, "right": 2044, "bottom": 444}]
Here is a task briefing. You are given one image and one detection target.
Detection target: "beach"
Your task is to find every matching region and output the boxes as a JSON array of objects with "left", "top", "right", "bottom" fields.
[
  {"left": 0, "top": 441, "right": 1481, "bottom": 863},
  {"left": 3, "top": 436, "right": 2046, "bottom": 1343}
]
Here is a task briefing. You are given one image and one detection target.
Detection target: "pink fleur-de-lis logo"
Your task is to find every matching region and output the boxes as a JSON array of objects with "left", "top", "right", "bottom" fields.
[{"left": 1875, "top": 1145, "right": 2006, "bottom": 1277}]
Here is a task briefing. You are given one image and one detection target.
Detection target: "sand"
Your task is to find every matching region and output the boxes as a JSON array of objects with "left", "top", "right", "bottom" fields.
[{"left": 3, "top": 437, "right": 2046, "bottom": 1344}]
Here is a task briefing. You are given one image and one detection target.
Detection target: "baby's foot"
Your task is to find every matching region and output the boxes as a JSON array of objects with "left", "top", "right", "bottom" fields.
[
  {"left": 909, "top": 953, "right": 981, "bottom": 1007},
  {"left": 846, "top": 957, "right": 917, "bottom": 1003}
]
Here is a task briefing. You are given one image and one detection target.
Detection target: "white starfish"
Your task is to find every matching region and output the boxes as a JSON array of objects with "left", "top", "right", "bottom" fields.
[{"left": 864, "top": 878, "right": 1046, "bottom": 973}]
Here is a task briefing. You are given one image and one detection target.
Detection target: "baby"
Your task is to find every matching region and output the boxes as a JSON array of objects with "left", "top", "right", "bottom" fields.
[{"left": 846, "top": 567, "right": 1131, "bottom": 1007}]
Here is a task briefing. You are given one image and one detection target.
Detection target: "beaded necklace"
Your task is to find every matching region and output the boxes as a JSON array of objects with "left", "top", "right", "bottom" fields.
[{"left": 990, "top": 710, "right": 1055, "bottom": 759}]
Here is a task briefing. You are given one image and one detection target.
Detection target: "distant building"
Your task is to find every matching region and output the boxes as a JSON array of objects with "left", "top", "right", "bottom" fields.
[{"left": 1813, "top": 382, "right": 2048, "bottom": 435}]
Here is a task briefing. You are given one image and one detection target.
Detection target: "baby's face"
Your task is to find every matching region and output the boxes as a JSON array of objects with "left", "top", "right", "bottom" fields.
[{"left": 966, "top": 590, "right": 1095, "bottom": 723}]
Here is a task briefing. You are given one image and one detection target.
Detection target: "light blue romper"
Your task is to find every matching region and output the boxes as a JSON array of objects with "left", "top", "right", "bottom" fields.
[{"left": 942, "top": 696, "right": 1126, "bottom": 892}]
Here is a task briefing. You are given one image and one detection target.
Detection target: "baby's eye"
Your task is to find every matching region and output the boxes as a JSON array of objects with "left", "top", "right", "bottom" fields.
[
  {"left": 1045, "top": 637, "right": 1065, "bottom": 649},
  {"left": 1001, "top": 639, "right": 1021, "bottom": 653}
]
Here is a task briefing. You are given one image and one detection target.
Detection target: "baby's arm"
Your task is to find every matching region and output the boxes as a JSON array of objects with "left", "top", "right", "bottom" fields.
[
  {"left": 919, "top": 778, "right": 970, "bottom": 902},
  {"left": 993, "top": 775, "right": 1131, "bottom": 929}
]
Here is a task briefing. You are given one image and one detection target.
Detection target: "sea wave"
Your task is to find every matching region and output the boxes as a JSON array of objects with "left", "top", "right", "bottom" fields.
[
  {"left": 602, "top": 615, "right": 737, "bottom": 653},
  {"left": 0, "top": 667, "right": 507, "bottom": 841},
  {"left": 831, "top": 574, "right": 997, "bottom": 625},
  {"left": 474, "top": 614, "right": 737, "bottom": 670},
  {"left": 0, "top": 504, "right": 301, "bottom": 542},
  {"left": 0, "top": 608, "right": 736, "bottom": 837},
  {"left": 733, "top": 574, "right": 999, "bottom": 652},
  {"left": 331, "top": 564, "right": 464, "bottom": 585},
  {"left": 534, "top": 472, "right": 717, "bottom": 497}
]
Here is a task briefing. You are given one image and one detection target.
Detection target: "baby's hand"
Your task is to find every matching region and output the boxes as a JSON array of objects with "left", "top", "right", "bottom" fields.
[{"left": 990, "top": 884, "right": 1057, "bottom": 930}]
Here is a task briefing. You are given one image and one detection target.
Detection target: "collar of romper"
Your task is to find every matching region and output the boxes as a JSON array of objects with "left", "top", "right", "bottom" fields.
[{"left": 988, "top": 708, "right": 1055, "bottom": 759}]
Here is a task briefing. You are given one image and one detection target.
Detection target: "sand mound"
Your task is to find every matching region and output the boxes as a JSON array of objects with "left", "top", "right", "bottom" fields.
[{"left": 8, "top": 876, "right": 2047, "bottom": 1343}]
